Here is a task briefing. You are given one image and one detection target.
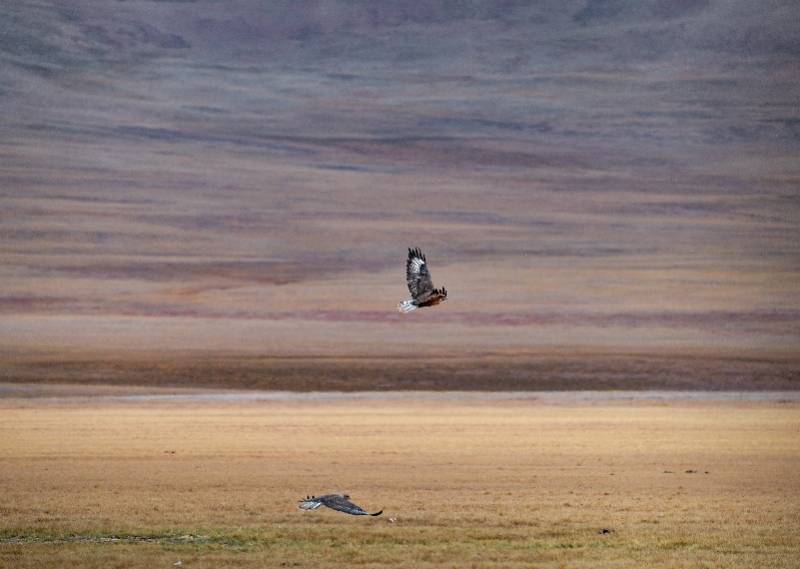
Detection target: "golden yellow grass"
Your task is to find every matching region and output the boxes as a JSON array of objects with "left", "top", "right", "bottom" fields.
[{"left": 1, "top": 396, "right": 799, "bottom": 568}]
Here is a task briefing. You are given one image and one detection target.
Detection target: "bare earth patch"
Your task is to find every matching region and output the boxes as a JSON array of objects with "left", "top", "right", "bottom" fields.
[{"left": 3, "top": 351, "right": 798, "bottom": 391}]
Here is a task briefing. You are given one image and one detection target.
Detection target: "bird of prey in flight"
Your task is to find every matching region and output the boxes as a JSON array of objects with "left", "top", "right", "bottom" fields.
[
  {"left": 398, "top": 247, "right": 448, "bottom": 313},
  {"left": 298, "top": 494, "right": 383, "bottom": 516}
]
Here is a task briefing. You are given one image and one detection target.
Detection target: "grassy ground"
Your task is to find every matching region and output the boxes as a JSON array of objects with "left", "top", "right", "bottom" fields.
[{"left": 1, "top": 394, "right": 798, "bottom": 567}]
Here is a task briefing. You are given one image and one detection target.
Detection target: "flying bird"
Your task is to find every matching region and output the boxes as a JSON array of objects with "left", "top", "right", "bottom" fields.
[
  {"left": 398, "top": 247, "right": 448, "bottom": 313},
  {"left": 298, "top": 494, "right": 383, "bottom": 516}
]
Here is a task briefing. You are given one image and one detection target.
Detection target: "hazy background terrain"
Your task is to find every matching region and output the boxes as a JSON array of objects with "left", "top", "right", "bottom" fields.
[{"left": 2, "top": 1, "right": 799, "bottom": 388}]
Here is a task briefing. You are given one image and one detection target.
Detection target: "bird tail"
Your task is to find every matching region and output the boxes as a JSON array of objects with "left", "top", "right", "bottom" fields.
[
  {"left": 398, "top": 300, "right": 417, "bottom": 313},
  {"left": 298, "top": 497, "right": 323, "bottom": 511},
  {"left": 370, "top": 510, "right": 383, "bottom": 516}
]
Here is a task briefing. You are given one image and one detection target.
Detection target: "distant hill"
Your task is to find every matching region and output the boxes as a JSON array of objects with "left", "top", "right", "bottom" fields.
[{"left": 1, "top": 1, "right": 798, "bottom": 386}]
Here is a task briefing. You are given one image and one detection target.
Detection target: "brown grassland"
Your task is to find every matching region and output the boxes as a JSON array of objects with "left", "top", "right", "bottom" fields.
[
  {"left": 3, "top": 5, "right": 799, "bottom": 566},
  {"left": 1, "top": 393, "right": 799, "bottom": 568}
]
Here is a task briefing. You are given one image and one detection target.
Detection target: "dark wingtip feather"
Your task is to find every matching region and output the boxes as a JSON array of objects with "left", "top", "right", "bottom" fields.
[
  {"left": 407, "top": 247, "right": 428, "bottom": 264},
  {"left": 370, "top": 510, "right": 383, "bottom": 516}
]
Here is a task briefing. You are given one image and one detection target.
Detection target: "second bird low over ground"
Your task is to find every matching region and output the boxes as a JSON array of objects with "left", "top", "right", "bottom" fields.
[{"left": 298, "top": 494, "right": 383, "bottom": 517}]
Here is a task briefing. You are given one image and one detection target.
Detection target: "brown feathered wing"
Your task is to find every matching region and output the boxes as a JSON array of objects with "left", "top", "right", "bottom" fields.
[{"left": 406, "top": 247, "right": 435, "bottom": 302}]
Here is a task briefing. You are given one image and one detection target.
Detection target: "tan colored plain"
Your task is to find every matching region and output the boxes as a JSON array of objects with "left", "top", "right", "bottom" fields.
[{"left": 2, "top": 396, "right": 799, "bottom": 567}]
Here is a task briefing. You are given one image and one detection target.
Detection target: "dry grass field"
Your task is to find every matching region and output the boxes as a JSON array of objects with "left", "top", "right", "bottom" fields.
[
  {"left": 1, "top": 391, "right": 798, "bottom": 568},
  {"left": 4, "top": 5, "right": 798, "bottom": 566}
]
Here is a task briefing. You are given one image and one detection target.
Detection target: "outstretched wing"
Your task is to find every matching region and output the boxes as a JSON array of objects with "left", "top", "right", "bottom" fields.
[
  {"left": 406, "top": 247, "right": 435, "bottom": 300},
  {"left": 321, "top": 494, "right": 383, "bottom": 516}
]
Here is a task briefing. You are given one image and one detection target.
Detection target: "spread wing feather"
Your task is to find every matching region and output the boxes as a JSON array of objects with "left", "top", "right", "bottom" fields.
[
  {"left": 406, "top": 247, "right": 435, "bottom": 301},
  {"left": 323, "top": 495, "right": 373, "bottom": 516}
]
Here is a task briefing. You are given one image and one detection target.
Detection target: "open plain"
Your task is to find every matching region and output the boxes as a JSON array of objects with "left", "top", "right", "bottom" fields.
[
  {"left": 2, "top": 389, "right": 798, "bottom": 568},
  {"left": 2, "top": 3, "right": 799, "bottom": 567}
]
